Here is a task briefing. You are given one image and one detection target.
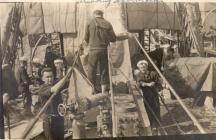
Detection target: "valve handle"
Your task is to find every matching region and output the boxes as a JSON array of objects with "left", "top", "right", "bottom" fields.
[{"left": 58, "top": 104, "right": 67, "bottom": 116}]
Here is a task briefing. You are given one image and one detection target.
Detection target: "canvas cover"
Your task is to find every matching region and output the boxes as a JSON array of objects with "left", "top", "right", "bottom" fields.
[
  {"left": 19, "top": 3, "right": 77, "bottom": 35},
  {"left": 164, "top": 57, "right": 216, "bottom": 98},
  {"left": 68, "top": 67, "right": 94, "bottom": 103},
  {"left": 125, "top": 3, "right": 181, "bottom": 31},
  {"left": 200, "top": 3, "right": 216, "bottom": 37}
]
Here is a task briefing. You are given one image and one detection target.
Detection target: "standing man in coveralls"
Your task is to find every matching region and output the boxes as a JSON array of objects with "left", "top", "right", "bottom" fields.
[{"left": 84, "top": 10, "right": 131, "bottom": 94}]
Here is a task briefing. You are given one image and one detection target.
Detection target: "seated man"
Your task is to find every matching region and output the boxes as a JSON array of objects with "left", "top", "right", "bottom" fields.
[
  {"left": 38, "top": 67, "right": 64, "bottom": 140},
  {"left": 135, "top": 60, "right": 160, "bottom": 131}
]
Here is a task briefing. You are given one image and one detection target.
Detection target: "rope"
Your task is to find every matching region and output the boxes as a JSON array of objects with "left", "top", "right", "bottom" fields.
[
  {"left": 133, "top": 35, "right": 206, "bottom": 134},
  {"left": 158, "top": 94, "right": 185, "bottom": 134}
]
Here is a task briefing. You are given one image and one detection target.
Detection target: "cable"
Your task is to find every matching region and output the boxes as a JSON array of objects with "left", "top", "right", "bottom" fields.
[{"left": 158, "top": 93, "right": 185, "bottom": 134}]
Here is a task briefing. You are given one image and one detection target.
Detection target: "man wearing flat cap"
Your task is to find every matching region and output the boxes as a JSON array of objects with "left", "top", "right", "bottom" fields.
[{"left": 84, "top": 9, "right": 131, "bottom": 94}]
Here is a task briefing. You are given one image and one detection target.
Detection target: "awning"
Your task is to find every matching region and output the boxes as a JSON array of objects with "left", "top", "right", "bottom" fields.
[{"left": 125, "top": 2, "right": 181, "bottom": 31}]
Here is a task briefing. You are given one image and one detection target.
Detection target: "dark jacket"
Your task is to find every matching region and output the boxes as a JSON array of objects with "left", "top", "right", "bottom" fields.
[
  {"left": 17, "top": 66, "right": 30, "bottom": 93},
  {"left": 149, "top": 48, "right": 164, "bottom": 71},
  {"left": 84, "top": 17, "right": 116, "bottom": 49},
  {"left": 38, "top": 84, "right": 63, "bottom": 116}
]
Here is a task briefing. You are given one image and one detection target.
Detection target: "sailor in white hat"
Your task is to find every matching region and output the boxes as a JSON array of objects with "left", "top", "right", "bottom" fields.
[
  {"left": 32, "top": 57, "right": 43, "bottom": 79},
  {"left": 137, "top": 60, "right": 148, "bottom": 68},
  {"left": 54, "top": 58, "right": 64, "bottom": 64},
  {"left": 134, "top": 60, "right": 149, "bottom": 76},
  {"left": 135, "top": 59, "right": 160, "bottom": 129},
  {"left": 54, "top": 58, "right": 65, "bottom": 80}
]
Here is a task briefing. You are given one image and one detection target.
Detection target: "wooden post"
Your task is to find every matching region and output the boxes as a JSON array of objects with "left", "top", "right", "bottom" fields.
[
  {"left": 0, "top": 27, "right": 5, "bottom": 139},
  {"left": 108, "top": 47, "right": 117, "bottom": 137}
]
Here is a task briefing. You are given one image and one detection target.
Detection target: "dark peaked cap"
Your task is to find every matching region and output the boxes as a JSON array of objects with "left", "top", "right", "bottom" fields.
[{"left": 93, "top": 10, "right": 103, "bottom": 15}]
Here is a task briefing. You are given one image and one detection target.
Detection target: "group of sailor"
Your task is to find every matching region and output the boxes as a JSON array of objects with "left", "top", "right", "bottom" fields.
[{"left": 1, "top": 9, "right": 178, "bottom": 139}]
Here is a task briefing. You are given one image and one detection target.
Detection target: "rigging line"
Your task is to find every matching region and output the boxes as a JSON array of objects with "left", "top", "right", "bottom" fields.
[
  {"left": 64, "top": 4, "right": 69, "bottom": 33},
  {"left": 173, "top": 3, "right": 176, "bottom": 30},
  {"left": 133, "top": 35, "right": 206, "bottom": 134},
  {"left": 162, "top": 2, "right": 172, "bottom": 30},
  {"left": 107, "top": 55, "right": 168, "bottom": 135},
  {"left": 58, "top": 2, "right": 61, "bottom": 32},
  {"left": 40, "top": 3, "right": 45, "bottom": 33},
  {"left": 21, "top": 44, "right": 83, "bottom": 139},
  {"left": 158, "top": 94, "right": 185, "bottom": 134},
  {"left": 183, "top": 63, "right": 206, "bottom": 107},
  {"left": 156, "top": 1, "right": 158, "bottom": 29},
  {"left": 31, "top": 34, "right": 44, "bottom": 60}
]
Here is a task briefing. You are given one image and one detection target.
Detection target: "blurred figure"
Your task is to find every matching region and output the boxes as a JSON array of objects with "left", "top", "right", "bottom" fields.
[
  {"left": 17, "top": 56, "right": 32, "bottom": 115},
  {"left": 31, "top": 57, "right": 43, "bottom": 85},
  {"left": 149, "top": 31, "right": 164, "bottom": 71},
  {"left": 30, "top": 58, "right": 43, "bottom": 115}
]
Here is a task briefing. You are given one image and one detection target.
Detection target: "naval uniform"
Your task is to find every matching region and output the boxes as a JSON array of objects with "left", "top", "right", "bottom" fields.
[{"left": 136, "top": 70, "right": 160, "bottom": 127}]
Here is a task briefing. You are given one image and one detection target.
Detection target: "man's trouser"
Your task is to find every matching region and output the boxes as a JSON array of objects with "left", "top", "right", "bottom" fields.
[
  {"left": 22, "top": 86, "right": 32, "bottom": 111},
  {"left": 87, "top": 49, "right": 109, "bottom": 91},
  {"left": 43, "top": 116, "right": 64, "bottom": 140}
]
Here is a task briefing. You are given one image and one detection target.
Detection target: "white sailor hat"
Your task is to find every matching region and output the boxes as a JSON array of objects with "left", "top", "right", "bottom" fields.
[
  {"left": 54, "top": 59, "right": 64, "bottom": 64},
  {"left": 137, "top": 60, "right": 148, "bottom": 68},
  {"left": 32, "top": 58, "right": 40, "bottom": 64},
  {"left": 20, "top": 56, "right": 28, "bottom": 61}
]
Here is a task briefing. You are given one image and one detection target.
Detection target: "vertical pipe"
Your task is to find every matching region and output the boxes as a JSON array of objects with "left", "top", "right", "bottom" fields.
[
  {"left": 107, "top": 47, "right": 117, "bottom": 137},
  {"left": 0, "top": 26, "right": 5, "bottom": 139}
]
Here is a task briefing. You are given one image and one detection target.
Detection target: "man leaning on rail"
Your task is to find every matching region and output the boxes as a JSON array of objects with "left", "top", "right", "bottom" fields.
[{"left": 83, "top": 9, "right": 133, "bottom": 94}]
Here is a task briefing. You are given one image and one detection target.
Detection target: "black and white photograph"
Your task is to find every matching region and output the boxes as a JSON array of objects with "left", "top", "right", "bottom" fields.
[{"left": 1, "top": 1, "right": 216, "bottom": 139}]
